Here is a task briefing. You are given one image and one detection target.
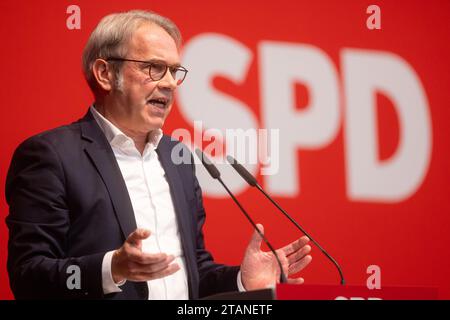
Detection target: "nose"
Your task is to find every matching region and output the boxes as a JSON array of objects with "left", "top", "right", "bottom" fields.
[{"left": 157, "top": 69, "right": 178, "bottom": 90}]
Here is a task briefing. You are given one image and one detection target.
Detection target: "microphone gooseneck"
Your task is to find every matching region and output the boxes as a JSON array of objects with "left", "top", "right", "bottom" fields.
[
  {"left": 194, "top": 149, "right": 288, "bottom": 284},
  {"left": 226, "top": 155, "right": 346, "bottom": 285}
]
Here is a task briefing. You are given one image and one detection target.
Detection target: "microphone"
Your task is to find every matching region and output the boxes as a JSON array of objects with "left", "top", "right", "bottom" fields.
[
  {"left": 194, "top": 148, "right": 288, "bottom": 284},
  {"left": 226, "top": 155, "right": 346, "bottom": 285}
]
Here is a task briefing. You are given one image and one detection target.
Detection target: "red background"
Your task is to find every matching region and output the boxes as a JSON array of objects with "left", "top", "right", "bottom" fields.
[{"left": 1, "top": 0, "right": 450, "bottom": 299}]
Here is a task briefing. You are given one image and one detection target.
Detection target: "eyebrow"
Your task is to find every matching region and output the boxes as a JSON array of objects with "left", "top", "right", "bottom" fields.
[{"left": 144, "top": 58, "right": 181, "bottom": 68}]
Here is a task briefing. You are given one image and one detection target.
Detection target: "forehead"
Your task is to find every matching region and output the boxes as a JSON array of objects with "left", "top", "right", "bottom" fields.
[{"left": 127, "top": 23, "right": 180, "bottom": 64}]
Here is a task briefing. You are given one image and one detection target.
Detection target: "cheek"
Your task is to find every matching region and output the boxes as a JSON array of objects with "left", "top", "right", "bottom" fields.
[
  {"left": 142, "top": 78, "right": 159, "bottom": 94},
  {"left": 128, "top": 75, "right": 156, "bottom": 99},
  {"left": 141, "top": 105, "right": 153, "bottom": 117}
]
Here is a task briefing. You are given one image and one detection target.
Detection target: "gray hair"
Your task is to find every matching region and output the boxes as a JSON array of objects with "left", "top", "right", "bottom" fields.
[{"left": 82, "top": 10, "right": 182, "bottom": 92}]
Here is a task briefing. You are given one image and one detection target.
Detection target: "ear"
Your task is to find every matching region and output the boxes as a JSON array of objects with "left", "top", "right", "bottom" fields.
[{"left": 92, "top": 59, "right": 114, "bottom": 92}]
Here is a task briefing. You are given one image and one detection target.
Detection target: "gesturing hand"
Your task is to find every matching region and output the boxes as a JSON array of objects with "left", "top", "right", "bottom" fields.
[
  {"left": 111, "top": 228, "right": 180, "bottom": 283},
  {"left": 240, "top": 224, "right": 312, "bottom": 291}
]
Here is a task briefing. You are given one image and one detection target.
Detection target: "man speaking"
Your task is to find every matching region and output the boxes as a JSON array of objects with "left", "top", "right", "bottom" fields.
[{"left": 5, "top": 10, "right": 312, "bottom": 299}]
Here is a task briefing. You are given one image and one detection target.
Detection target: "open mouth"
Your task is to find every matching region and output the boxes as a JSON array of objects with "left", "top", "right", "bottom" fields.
[{"left": 147, "top": 97, "right": 169, "bottom": 109}]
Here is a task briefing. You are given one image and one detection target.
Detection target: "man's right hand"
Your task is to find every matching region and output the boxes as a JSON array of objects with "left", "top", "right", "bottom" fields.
[{"left": 111, "top": 228, "right": 180, "bottom": 283}]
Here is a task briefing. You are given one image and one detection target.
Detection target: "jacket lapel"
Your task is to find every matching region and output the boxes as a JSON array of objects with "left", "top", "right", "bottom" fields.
[
  {"left": 79, "top": 110, "right": 137, "bottom": 239},
  {"left": 78, "top": 110, "right": 197, "bottom": 297}
]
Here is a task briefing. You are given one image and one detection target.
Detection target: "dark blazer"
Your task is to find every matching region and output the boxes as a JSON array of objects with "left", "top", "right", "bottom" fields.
[{"left": 5, "top": 109, "right": 239, "bottom": 299}]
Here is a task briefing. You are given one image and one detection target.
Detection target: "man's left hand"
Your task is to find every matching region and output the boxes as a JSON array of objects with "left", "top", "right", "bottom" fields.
[{"left": 240, "top": 224, "right": 312, "bottom": 291}]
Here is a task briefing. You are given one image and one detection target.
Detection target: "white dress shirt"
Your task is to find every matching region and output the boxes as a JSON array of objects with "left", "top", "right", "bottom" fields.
[
  {"left": 91, "top": 106, "right": 189, "bottom": 299},
  {"left": 90, "top": 106, "right": 246, "bottom": 299}
]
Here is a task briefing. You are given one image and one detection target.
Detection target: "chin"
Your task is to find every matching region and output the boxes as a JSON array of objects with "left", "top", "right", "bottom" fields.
[{"left": 144, "top": 119, "right": 164, "bottom": 131}]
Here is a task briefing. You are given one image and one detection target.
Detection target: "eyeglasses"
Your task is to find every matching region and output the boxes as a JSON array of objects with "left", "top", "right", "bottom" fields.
[{"left": 106, "top": 57, "right": 188, "bottom": 85}]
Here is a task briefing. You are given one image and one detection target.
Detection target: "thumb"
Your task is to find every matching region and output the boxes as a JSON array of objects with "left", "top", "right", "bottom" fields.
[
  {"left": 248, "top": 224, "right": 264, "bottom": 252},
  {"left": 127, "top": 228, "right": 151, "bottom": 247}
]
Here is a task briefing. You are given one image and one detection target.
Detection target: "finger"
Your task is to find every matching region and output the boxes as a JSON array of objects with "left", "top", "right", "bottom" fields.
[
  {"left": 287, "top": 245, "right": 311, "bottom": 265},
  {"left": 247, "top": 224, "right": 264, "bottom": 252},
  {"left": 129, "top": 263, "right": 180, "bottom": 282},
  {"left": 288, "top": 255, "right": 312, "bottom": 275},
  {"left": 281, "top": 236, "right": 310, "bottom": 256},
  {"left": 287, "top": 277, "right": 304, "bottom": 285},
  {"left": 127, "top": 251, "right": 169, "bottom": 265},
  {"left": 127, "top": 228, "right": 151, "bottom": 247},
  {"left": 129, "top": 255, "right": 176, "bottom": 274}
]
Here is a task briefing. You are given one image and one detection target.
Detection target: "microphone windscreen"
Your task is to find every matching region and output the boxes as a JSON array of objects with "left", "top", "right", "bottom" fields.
[
  {"left": 195, "top": 149, "right": 221, "bottom": 179},
  {"left": 226, "top": 155, "right": 258, "bottom": 187}
]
